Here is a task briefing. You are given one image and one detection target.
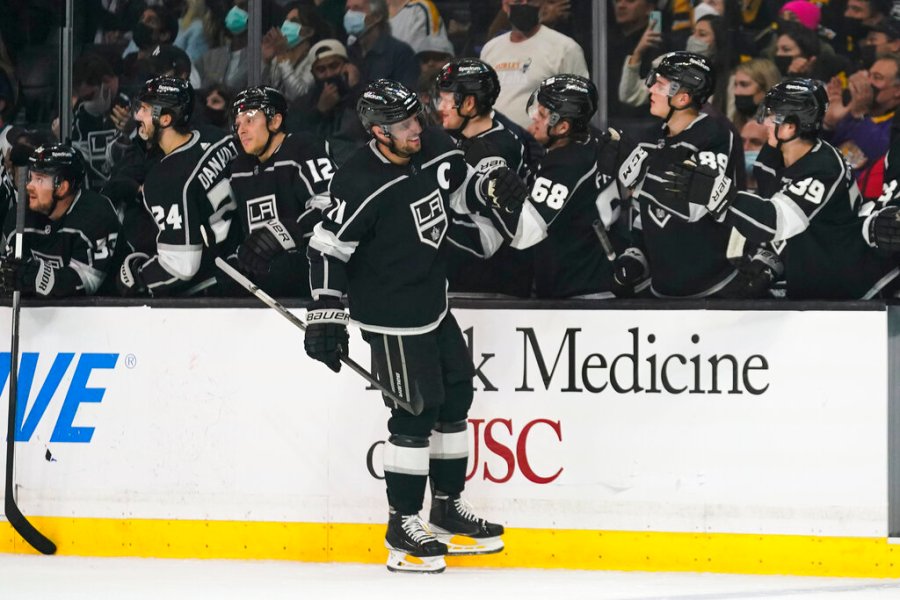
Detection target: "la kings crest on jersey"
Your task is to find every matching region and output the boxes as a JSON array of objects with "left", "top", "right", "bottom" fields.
[{"left": 411, "top": 189, "right": 447, "bottom": 248}]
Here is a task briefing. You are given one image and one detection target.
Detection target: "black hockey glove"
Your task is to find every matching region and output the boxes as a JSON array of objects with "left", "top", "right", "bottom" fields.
[
  {"left": 483, "top": 167, "right": 528, "bottom": 213},
  {"left": 610, "top": 247, "right": 649, "bottom": 297},
  {"left": 722, "top": 247, "right": 784, "bottom": 299},
  {"left": 237, "top": 220, "right": 297, "bottom": 275},
  {"left": 304, "top": 297, "right": 349, "bottom": 373},
  {"left": 870, "top": 206, "right": 900, "bottom": 253},
  {"left": 0, "top": 257, "right": 36, "bottom": 296},
  {"left": 596, "top": 127, "right": 621, "bottom": 178},
  {"left": 662, "top": 160, "right": 734, "bottom": 218},
  {"left": 117, "top": 252, "right": 149, "bottom": 297}
]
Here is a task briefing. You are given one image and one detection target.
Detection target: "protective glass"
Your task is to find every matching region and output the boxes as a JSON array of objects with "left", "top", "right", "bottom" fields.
[
  {"left": 383, "top": 112, "right": 424, "bottom": 140},
  {"left": 233, "top": 108, "right": 263, "bottom": 131},
  {"left": 433, "top": 91, "right": 459, "bottom": 112},
  {"left": 755, "top": 103, "right": 786, "bottom": 125}
]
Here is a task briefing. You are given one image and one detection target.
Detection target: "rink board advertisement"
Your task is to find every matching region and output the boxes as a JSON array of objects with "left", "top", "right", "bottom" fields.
[{"left": 0, "top": 305, "right": 896, "bottom": 576}]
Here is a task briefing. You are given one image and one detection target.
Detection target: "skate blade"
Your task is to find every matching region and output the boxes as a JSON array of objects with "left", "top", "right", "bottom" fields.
[
  {"left": 385, "top": 549, "right": 447, "bottom": 574},
  {"left": 434, "top": 533, "right": 504, "bottom": 556}
]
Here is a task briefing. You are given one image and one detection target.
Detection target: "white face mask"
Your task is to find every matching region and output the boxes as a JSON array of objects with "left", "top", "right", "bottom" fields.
[{"left": 686, "top": 36, "right": 713, "bottom": 58}]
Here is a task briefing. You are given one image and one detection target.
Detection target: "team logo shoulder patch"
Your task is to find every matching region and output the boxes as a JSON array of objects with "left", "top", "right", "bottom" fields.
[{"left": 410, "top": 190, "right": 447, "bottom": 249}]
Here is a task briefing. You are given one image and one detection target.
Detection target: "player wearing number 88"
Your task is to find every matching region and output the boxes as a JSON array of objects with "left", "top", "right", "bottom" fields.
[
  {"left": 116, "top": 76, "right": 241, "bottom": 297},
  {"left": 720, "top": 78, "right": 900, "bottom": 299},
  {"left": 227, "top": 86, "right": 336, "bottom": 297}
]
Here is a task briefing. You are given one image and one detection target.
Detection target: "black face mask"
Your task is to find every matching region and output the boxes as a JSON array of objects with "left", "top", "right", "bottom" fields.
[
  {"left": 204, "top": 106, "right": 228, "bottom": 128},
  {"left": 844, "top": 17, "right": 868, "bottom": 40},
  {"left": 509, "top": 4, "right": 540, "bottom": 33},
  {"left": 734, "top": 94, "right": 758, "bottom": 117},
  {"left": 773, "top": 55, "right": 793, "bottom": 76},
  {"left": 322, "top": 74, "right": 350, "bottom": 96},
  {"left": 133, "top": 22, "right": 157, "bottom": 50},
  {"left": 859, "top": 44, "right": 878, "bottom": 68}
]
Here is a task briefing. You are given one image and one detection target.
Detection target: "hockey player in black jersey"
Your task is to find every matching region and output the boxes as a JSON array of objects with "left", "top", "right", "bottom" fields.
[
  {"left": 674, "top": 78, "right": 899, "bottom": 299},
  {"left": 305, "top": 80, "right": 516, "bottom": 574},
  {"left": 0, "top": 144, "right": 120, "bottom": 297},
  {"left": 503, "top": 74, "right": 622, "bottom": 298},
  {"left": 864, "top": 117, "right": 900, "bottom": 257},
  {"left": 115, "top": 76, "right": 240, "bottom": 297},
  {"left": 617, "top": 52, "right": 756, "bottom": 299},
  {"left": 434, "top": 58, "right": 533, "bottom": 297},
  {"left": 228, "top": 86, "right": 334, "bottom": 297}
]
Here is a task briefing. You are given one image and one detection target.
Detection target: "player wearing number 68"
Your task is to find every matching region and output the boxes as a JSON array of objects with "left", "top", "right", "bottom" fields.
[{"left": 723, "top": 79, "right": 900, "bottom": 299}]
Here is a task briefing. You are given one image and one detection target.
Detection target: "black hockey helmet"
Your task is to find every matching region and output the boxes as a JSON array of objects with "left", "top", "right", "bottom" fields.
[
  {"left": 526, "top": 74, "right": 598, "bottom": 132},
  {"left": 435, "top": 58, "right": 501, "bottom": 115},
  {"left": 357, "top": 79, "right": 422, "bottom": 134},
  {"left": 28, "top": 143, "right": 85, "bottom": 191},
  {"left": 756, "top": 77, "right": 827, "bottom": 136},
  {"left": 646, "top": 51, "right": 715, "bottom": 107},
  {"left": 135, "top": 75, "right": 194, "bottom": 128},
  {"left": 232, "top": 86, "right": 288, "bottom": 126}
]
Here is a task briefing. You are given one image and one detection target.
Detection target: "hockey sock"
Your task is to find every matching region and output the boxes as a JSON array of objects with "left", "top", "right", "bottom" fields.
[
  {"left": 383, "top": 434, "right": 430, "bottom": 514},
  {"left": 429, "top": 420, "right": 468, "bottom": 497}
]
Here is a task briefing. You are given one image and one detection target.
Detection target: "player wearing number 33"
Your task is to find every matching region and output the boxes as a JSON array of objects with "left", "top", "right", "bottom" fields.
[
  {"left": 305, "top": 80, "right": 508, "bottom": 574},
  {"left": 692, "top": 79, "right": 899, "bottom": 299},
  {"left": 116, "top": 76, "right": 240, "bottom": 297},
  {"left": 0, "top": 144, "right": 120, "bottom": 297}
]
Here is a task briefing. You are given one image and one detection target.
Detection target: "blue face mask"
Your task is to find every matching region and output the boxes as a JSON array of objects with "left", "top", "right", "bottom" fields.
[
  {"left": 744, "top": 149, "right": 759, "bottom": 175},
  {"left": 225, "top": 6, "right": 249, "bottom": 34},
  {"left": 343, "top": 10, "right": 366, "bottom": 36},
  {"left": 281, "top": 20, "right": 302, "bottom": 48}
]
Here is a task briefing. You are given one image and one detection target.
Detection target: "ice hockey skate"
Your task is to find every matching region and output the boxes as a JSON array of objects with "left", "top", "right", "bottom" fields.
[
  {"left": 429, "top": 493, "right": 505, "bottom": 555},
  {"left": 384, "top": 511, "right": 448, "bottom": 574}
]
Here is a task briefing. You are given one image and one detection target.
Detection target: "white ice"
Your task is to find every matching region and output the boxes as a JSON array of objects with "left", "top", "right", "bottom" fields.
[{"left": 2, "top": 555, "right": 900, "bottom": 600}]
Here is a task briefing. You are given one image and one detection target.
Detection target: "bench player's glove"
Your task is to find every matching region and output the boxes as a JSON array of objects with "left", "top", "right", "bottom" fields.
[
  {"left": 870, "top": 205, "right": 900, "bottom": 252},
  {"left": 723, "top": 247, "right": 783, "bottom": 299},
  {"left": 483, "top": 167, "right": 528, "bottom": 213},
  {"left": 304, "top": 297, "right": 349, "bottom": 373},
  {"left": 661, "top": 160, "right": 734, "bottom": 218},
  {"left": 116, "top": 252, "right": 149, "bottom": 297},
  {"left": 610, "top": 247, "right": 649, "bottom": 297},
  {"left": 238, "top": 220, "right": 296, "bottom": 275},
  {"left": 0, "top": 257, "right": 36, "bottom": 296}
]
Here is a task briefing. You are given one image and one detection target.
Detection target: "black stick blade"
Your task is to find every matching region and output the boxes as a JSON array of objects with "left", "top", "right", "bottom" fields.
[{"left": 4, "top": 497, "right": 56, "bottom": 554}]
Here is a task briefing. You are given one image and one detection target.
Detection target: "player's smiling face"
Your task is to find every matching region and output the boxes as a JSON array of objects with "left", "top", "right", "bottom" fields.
[
  {"left": 385, "top": 114, "right": 423, "bottom": 155},
  {"left": 234, "top": 109, "right": 272, "bottom": 155},
  {"left": 134, "top": 102, "right": 156, "bottom": 141}
]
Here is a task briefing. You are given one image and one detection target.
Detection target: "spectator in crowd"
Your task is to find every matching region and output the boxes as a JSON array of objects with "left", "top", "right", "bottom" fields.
[
  {"left": 122, "top": 4, "right": 180, "bottom": 60},
  {"left": 772, "top": 21, "right": 821, "bottom": 78},
  {"left": 607, "top": 0, "right": 658, "bottom": 120},
  {"left": 842, "top": 0, "right": 892, "bottom": 62},
  {"left": 288, "top": 39, "right": 367, "bottom": 165},
  {"left": 414, "top": 34, "right": 455, "bottom": 113},
  {"left": 740, "top": 118, "right": 769, "bottom": 191},
  {"left": 197, "top": 0, "right": 252, "bottom": 93},
  {"left": 0, "top": 41, "right": 17, "bottom": 133},
  {"left": 731, "top": 58, "right": 781, "bottom": 131},
  {"left": 0, "top": 144, "right": 121, "bottom": 298},
  {"left": 262, "top": 2, "right": 332, "bottom": 101},
  {"left": 149, "top": 44, "right": 194, "bottom": 82},
  {"left": 345, "top": 0, "right": 420, "bottom": 90},
  {"left": 169, "top": 0, "right": 215, "bottom": 63},
  {"left": 387, "top": 0, "right": 451, "bottom": 54},
  {"left": 480, "top": 0, "right": 588, "bottom": 129},
  {"left": 825, "top": 54, "right": 900, "bottom": 175},
  {"left": 199, "top": 83, "right": 232, "bottom": 129},
  {"left": 859, "top": 19, "right": 900, "bottom": 69},
  {"left": 778, "top": 0, "right": 821, "bottom": 33}
]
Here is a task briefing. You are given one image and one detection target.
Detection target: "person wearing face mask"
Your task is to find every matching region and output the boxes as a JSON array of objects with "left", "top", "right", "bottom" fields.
[
  {"left": 289, "top": 39, "right": 367, "bottom": 165},
  {"left": 196, "top": 0, "right": 260, "bottom": 94},
  {"left": 343, "top": 0, "right": 420, "bottom": 91},
  {"left": 386, "top": 0, "right": 451, "bottom": 54},
  {"left": 730, "top": 58, "right": 781, "bottom": 131},
  {"left": 740, "top": 118, "right": 769, "bottom": 191},
  {"left": 479, "top": 0, "right": 588, "bottom": 129},
  {"left": 842, "top": 0, "right": 891, "bottom": 62},
  {"left": 261, "top": 3, "right": 331, "bottom": 101},
  {"left": 0, "top": 144, "right": 121, "bottom": 299},
  {"left": 858, "top": 19, "right": 900, "bottom": 69},
  {"left": 123, "top": 5, "right": 180, "bottom": 61}
]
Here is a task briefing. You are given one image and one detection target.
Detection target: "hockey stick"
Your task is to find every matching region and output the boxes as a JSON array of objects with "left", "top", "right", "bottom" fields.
[
  {"left": 214, "top": 258, "right": 419, "bottom": 414},
  {"left": 4, "top": 172, "right": 56, "bottom": 554},
  {"left": 592, "top": 219, "right": 617, "bottom": 262}
]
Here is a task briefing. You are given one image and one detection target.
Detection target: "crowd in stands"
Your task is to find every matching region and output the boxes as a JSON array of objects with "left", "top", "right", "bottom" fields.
[{"left": 0, "top": 0, "right": 898, "bottom": 301}]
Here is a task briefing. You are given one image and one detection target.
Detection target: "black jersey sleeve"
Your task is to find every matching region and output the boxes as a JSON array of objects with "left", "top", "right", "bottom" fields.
[{"left": 727, "top": 143, "right": 850, "bottom": 243}]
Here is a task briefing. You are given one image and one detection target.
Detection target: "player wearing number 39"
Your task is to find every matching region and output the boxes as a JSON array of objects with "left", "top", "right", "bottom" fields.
[
  {"left": 675, "top": 78, "right": 900, "bottom": 299},
  {"left": 305, "top": 79, "right": 515, "bottom": 574},
  {"left": 116, "top": 76, "right": 240, "bottom": 297},
  {"left": 616, "top": 52, "right": 746, "bottom": 299}
]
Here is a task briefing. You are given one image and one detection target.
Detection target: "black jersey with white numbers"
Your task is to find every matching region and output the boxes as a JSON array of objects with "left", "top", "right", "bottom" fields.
[
  {"left": 508, "top": 132, "right": 620, "bottom": 298},
  {"left": 1, "top": 190, "right": 120, "bottom": 296},
  {"left": 308, "top": 127, "right": 496, "bottom": 333},
  {"left": 621, "top": 113, "right": 741, "bottom": 298},
  {"left": 445, "top": 116, "right": 533, "bottom": 297},
  {"left": 139, "top": 129, "right": 240, "bottom": 296},
  {"left": 728, "top": 140, "right": 898, "bottom": 299},
  {"left": 229, "top": 132, "right": 335, "bottom": 296}
]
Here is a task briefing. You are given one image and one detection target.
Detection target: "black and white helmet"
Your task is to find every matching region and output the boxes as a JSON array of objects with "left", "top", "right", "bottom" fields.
[
  {"left": 232, "top": 86, "right": 288, "bottom": 127},
  {"left": 526, "top": 74, "right": 598, "bottom": 132},
  {"left": 434, "top": 58, "right": 501, "bottom": 115},
  {"left": 357, "top": 79, "right": 422, "bottom": 134},
  {"left": 645, "top": 51, "right": 715, "bottom": 107},
  {"left": 756, "top": 78, "right": 827, "bottom": 135},
  {"left": 136, "top": 75, "right": 194, "bottom": 127},
  {"left": 29, "top": 143, "right": 85, "bottom": 190}
]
